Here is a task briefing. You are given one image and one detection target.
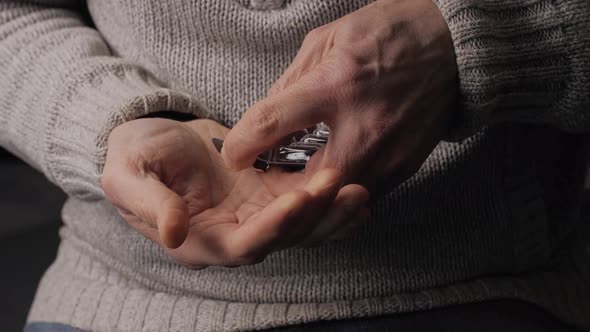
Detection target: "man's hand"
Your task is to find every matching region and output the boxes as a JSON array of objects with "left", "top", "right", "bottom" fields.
[
  {"left": 221, "top": 0, "right": 457, "bottom": 194},
  {"left": 102, "top": 118, "right": 368, "bottom": 269}
]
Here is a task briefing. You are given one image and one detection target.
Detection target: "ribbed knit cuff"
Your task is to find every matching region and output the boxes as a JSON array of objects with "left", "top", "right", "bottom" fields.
[
  {"left": 432, "top": 0, "right": 590, "bottom": 141},
  {"left": 46, "top": 67, "right": 214, "bottom": 200}
]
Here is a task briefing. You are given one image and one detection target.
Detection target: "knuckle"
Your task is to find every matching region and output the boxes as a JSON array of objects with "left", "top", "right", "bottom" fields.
[
  {"left": 317, "top": 59, "right": 359, "bottom": 99},
  {"left": 336, "top": 58, "right": 362, "bottom": 85},
  {"left": 127, "top": 151, "right": 149, "bottom": 175},
  {"left": 304, "top": 27, "right": 324, "bottom": 42},
  {"left": 253, "top": 103, "right": 281, "bottom": 138}
]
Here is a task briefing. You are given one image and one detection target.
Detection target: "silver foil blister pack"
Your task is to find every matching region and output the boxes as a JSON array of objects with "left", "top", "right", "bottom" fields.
[{"left": 212, "top": 123, "right": 329, "bottom": 171}]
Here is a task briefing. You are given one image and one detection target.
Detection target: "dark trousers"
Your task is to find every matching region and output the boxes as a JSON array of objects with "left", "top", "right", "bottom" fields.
[
  {"left": 267, "top": 300, "right": 579, "bottom": 332},
  {"left": 25, "top": 300, "right": 578, "bottom": 332}
]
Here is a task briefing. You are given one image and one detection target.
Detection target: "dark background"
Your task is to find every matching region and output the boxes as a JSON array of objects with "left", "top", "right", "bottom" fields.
[
  {"left": 0, "top": 147, "right": 588, "bottom": 332},
  {"left": 0, "top": 149, "right": 66, "bottom": 332}
]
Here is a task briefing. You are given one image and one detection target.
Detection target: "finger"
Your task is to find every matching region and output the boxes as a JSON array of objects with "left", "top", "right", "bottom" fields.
[
  {"left": 303, "top": 168, "right": 343, "bottom": 205},
  {"left": 223, "top": 190, "right": 312, "bottom": 264},
  {"left": 273, "top": 168, "right": 345, "bottom": 250},
  {"left": 102, "top": 168, "right": 189, "bottom": 249},
  {"left": 299, "top": 184, "right": 369, "bottom": 247},
  {"left": 267, "top": 28, "right": 329, "bottom": 96},
  {"left": 304, "top": 118, "right": 375, "bottom": 186},
  {"left": 221, "top": 69, "right": 336, "bottom": 171},
  {"left": 223, "top": 168, "right": 343, "bottom": 262}
]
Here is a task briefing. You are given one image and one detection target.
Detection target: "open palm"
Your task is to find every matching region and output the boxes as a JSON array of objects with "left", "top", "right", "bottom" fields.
[{"left": 102, "top": 118, "right": 368, "bottom": 269}]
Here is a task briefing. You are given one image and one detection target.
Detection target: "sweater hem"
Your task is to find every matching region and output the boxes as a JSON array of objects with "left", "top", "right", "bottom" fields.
[{"left": 27, "top": 237, "right": 590, "bottom": 332}]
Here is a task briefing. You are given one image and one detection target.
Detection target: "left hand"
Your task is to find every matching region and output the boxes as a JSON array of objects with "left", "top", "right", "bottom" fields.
[
  {"left": 221, "top": 0, "right": 458, "bottom": 194},
  {"left": 103, "top": 118, "right": 369, "bottom": 268}
]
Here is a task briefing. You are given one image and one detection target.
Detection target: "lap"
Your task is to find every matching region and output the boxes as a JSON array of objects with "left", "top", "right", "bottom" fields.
[
  {"left": 25, "top": 300, "right": 578, "bottom": 332},
  {"left": 267, "top": 300, "right": 578, "bottom": 332}
]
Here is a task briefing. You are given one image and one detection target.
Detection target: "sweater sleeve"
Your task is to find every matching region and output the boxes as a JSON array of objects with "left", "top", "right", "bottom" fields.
[
  {"left": 432, "top": 0, "right": 590, "bottom": 140},
  {"left": 0, "top": 1, "right": 214, "bottom": 200}
]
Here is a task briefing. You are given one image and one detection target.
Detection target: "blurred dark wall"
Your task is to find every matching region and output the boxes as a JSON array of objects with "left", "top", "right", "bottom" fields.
[
  {"left": 0, "top": 147, "right": 15, "bottom": 160},
  {"left": 0, "top": 148, "right": 65, "bottom": 332}
]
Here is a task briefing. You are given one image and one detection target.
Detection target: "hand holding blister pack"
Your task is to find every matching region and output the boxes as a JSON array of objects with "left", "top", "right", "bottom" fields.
[{"left": 212, "top": 123, "right": 329, "bottom": 172}]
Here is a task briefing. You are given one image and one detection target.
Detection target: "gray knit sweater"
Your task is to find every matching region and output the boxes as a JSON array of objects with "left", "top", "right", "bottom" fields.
[{"left": 1, "top": 0, "right": 590, "bottom": 331}]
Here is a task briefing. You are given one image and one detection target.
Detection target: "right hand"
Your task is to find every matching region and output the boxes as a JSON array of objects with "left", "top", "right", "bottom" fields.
[{"left": 102, "top": 118, "right": 369, "bottom": 269}]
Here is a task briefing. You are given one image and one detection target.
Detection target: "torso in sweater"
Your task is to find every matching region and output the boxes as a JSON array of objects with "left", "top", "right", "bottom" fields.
[
  {"left": 73, "top": 0, "right": 586, "bottom": 300},
  {"left": 25, "top": 0, "right": 590, "bottom": 330}
]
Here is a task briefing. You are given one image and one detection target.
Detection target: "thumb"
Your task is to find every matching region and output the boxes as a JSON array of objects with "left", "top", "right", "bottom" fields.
[
  {"left": 221, "top": 69, "right": 335, "bottom": 171},
  {"left": 102, "top": 166, "right": 189, "bottom": 249}
]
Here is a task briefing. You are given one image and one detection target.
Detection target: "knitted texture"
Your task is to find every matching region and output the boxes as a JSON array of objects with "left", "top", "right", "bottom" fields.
[
  {"left": 0, "top": 0, "right": 589, "bottom": 331},
  {"left": 434, "top": 0, "right": 590, "bottom": 139}
]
